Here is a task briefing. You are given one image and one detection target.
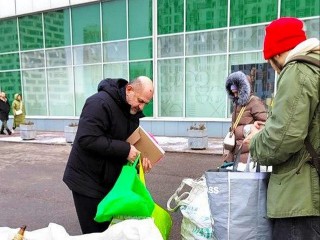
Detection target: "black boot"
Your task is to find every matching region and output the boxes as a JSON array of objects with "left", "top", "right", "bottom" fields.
[
  {"left": 0, "top": 126, "right": 5, "bottom": 135},
  {"left": 6, "top": 128, "right": 12, "bottom": 135}
]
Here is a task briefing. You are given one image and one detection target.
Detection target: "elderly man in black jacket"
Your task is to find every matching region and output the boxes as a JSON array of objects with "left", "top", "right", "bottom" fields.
[{"left": 63, "top": 76, "right": 154, "bottom": 233}]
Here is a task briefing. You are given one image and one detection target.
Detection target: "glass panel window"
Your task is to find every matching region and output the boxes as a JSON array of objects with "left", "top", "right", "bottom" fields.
[
  {"left": 102, "top": 0, "right": 127, "bottom": 41},
  {"left": 230, "top": 0, "right": 277, "bottom": 26},
  {"left": 47, "top": 67, "right": 74, "bottom": 116},
  {"left": 229, "top": 52, "right": 275, "bottom": 113},
  {"left": 0, "top": 19, "right": 19, "bottom": 53},
  {"left": 73, "top": 44, "right": 102, "bottom": 65},
  {"left": 44, "top": 9, "right": 71, "bottom": 48},
  {"left": 158, "top": 0, "right": 184, "bottom": 34},
  {"left": 21, "top": 50, "right": 45, "bottom": 69},
  {"left": 129, "top": 61, "right": 153, "bottom": 80},
  {"left": 129, "top": 61, "right": 153, "bottom": 116},
  {"left": 0, "top": 53, "right": 20, "bottom": 70},
  {"left": 103, "top": 41, "right": 127, "bottom": 62},
  {"left": 128, "top": 0, "right": 152, "bottom": 38},
  {"left": 304, "top": 18, "right": 320, "bottom": 39},
  {"left": 103, "top": 63, "right": 129, "bottom": 80},
  {"left": 72, "top": 4, "right": 101, "bottom": 45},
  {"left": 158, "top": 59, "right": 184, "bottom": 117},
  {"left": 281, "top": 0, "right": 319, "bottom": 18},
  {"left": 186, "top": 30, "right": 227, "bottom": 56},
  {"left": 0, "top": 71, "right": 21, "bottom": 111},
  {"left": 129, "top": 38, "right": 152, "bottom": 60},
  {"left": 186, "top": 55, "right": 227, "bottom": 118},
  {"left": 74, "top": 65, "right": 102, "bottom": 115},
  {"left": 19, "top": 14, "right": 44, "bottom": 50},
  {"left": 158, "top": 35, "right": 184, "bottom": 58},
  {"left": 229, "top": 25, "right": 265, "bottom": 52},
  {"left": 186, "top": 0, "right": 227, "bottom": 31},
  {"left": 46, "top": 47, "right": 72, "bottom": 67},
  {"left": 21, "top": 69, "right": 47, "bottom": 116}
]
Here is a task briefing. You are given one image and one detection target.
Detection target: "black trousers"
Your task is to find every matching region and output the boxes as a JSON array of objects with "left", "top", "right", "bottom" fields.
[
  {"left": 272, "top": 216, "right": 320, "bottom": 240},
  {"left": 72, "top": 191, "right": 110, "bottom": 234}
]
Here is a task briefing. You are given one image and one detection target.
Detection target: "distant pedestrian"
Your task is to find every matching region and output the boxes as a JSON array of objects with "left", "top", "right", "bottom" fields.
[
  {"left": 12, "top": 93, "right": 25, "bottom": 129},
  {"left": 0, "top": 92, "right": 12, "bottom": 135}
]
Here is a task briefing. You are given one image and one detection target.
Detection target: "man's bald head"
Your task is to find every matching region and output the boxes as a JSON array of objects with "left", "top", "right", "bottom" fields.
[
  {"left": 126, "top": 76, "right": 154, "bottom": 115},
  {"left": 130, "top": 76, "right": 154, "bottom": 98}
]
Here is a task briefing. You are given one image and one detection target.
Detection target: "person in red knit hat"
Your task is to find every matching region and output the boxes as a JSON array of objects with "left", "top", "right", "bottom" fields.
[{"left": 245, "top": 17, "right": 320, "bottom": 239}]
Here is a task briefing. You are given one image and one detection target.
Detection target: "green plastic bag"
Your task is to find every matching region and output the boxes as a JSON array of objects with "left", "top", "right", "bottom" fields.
[
  {"left": 152, "top": 203, "right": 172, "bottom": 240},
  {"left": 94, "top": 155, "right": 155, "bottom": 223},
  {"left": 138, "top": 158, "right": 172, "bottom": 240}
]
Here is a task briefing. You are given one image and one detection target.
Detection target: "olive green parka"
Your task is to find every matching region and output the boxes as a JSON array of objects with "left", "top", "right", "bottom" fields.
[{"left": 250, "top": 51, "right": 320, "bottom": 218}]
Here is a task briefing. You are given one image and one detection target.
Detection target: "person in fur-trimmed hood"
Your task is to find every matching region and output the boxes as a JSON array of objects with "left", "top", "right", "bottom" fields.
[{"left": 223, "top": 71, "right": 267, "bottom": 163}]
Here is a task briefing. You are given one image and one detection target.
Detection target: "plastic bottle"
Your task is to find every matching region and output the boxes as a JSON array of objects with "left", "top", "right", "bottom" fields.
[{"left": 12, "top": 225, "right": 26, "bottom": 240}]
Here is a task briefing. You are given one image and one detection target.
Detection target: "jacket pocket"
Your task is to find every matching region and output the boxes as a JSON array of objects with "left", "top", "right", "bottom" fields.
[{"left": 267, "top": 163, "right": 318, "bottom": 218}]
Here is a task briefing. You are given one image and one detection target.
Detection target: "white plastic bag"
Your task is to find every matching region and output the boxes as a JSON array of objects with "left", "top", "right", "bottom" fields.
[
  {"left": 167, "top": 176, "right": 216, "bottom": 240},
  {"left": 15, "top": 109, "right": 23, "bottom": 115},
  {"left": 0, "top": 219, "right": 163, "bottom": 240},
  {"left": 98, "top": 218, "right": 163, "bottom": 240}
]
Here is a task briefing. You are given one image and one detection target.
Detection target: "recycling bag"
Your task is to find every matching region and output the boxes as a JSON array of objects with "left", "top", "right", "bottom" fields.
[
  {"left": 94, "top": 156, "right": 155, "bottom": 223},
  {"left": 205, "top": 171, "right": 272, "bottom": 240}
]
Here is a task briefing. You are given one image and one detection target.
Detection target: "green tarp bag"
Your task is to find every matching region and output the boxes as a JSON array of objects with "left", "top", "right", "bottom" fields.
[{"left": 94, "top": 155, "right": 155, "bottom": 222}]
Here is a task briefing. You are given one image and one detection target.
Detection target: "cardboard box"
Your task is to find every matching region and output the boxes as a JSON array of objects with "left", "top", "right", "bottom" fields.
[{"left": 127, "top": 126, "right": 165, "bottom": 165}]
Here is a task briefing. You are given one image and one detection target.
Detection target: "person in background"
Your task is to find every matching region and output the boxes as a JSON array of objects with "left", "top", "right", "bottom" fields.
[
  {"left": 223, "top": 71, "right": 267, "bottom": 163},
  {"left": 12, "top": 93, "right": 25, "bottom": 129},
  {"left": 245, "top": 17, "right": 320, "bottom": 239},
  {"left": 0, "top": 92, "right": 12, "bottom": 135},
  {"left": 63, "top": 76, "right": 154, "bottom": 234}
]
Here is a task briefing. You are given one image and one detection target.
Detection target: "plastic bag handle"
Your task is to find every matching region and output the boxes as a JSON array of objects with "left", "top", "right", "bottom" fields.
[
  {"left": 166, "top": 177, "right": 204, "bottom": 212},
  {"left": 128, "top": 154, "right": 141, "bottom": 168},
  {"left": 138, "top": 154, "right": 146, "bottom": 185},
  {"left": 245, "top": 153, "right": 261, "bottom": 172}
]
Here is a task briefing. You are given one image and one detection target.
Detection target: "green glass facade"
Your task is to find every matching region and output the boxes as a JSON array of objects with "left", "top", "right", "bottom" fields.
[
  {"left": 158, "top": 0, "right": 184, "bottom": 34},
  {"left": 72, "top": 4, "right": 101, "bottom": 45},
  {"left": 0, "top": 19, "right": 19, "bottom": 53},
  {"left": 19, "top": 14, "right": 44, "bottom": 50},
  {"left": 230, "top": 0, "right": 277, "bottom": 26},
  {"left": 0, "top": 0, "right": 318, "bottom": 124},
  {"left": 187, "top": 0, "right": 227, "bottom": 30},
  {"left": 44, "top": 10, "right": 71, "bottom": 48},
  {"left": 102, "top": 0, "right": 127, "bottom": 41}
]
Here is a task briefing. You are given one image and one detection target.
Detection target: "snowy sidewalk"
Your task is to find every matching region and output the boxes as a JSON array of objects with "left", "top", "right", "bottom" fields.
[{"left": 0, "top": 131, "right": 223, "bottom": 155}]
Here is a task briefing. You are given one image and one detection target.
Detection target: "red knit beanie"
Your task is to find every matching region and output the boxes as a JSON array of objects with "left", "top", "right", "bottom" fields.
[{"left": 263, "top": 17, "right": 307, "bottom": 60}]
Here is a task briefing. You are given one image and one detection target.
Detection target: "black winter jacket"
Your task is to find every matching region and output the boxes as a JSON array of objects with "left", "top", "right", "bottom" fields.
[
  {"left": 0, "top": 99, "right": 10, "bottom": 121},
  {"left": 63, "top": 78, "right": 144, "bottom": 198}
]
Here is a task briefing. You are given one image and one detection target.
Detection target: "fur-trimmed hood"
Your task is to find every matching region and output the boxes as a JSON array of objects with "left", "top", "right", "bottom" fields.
[{"left": 225, "top": 71, "right": 251, "bottom": 106}]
